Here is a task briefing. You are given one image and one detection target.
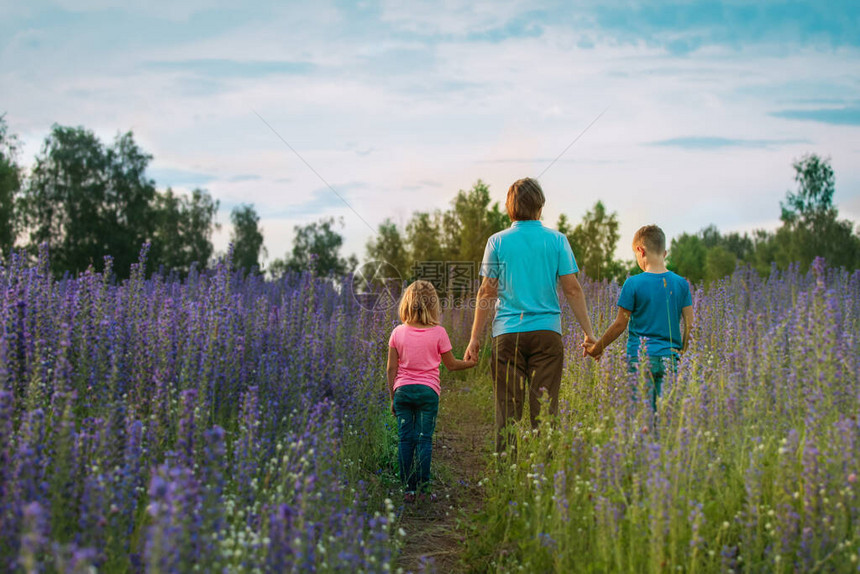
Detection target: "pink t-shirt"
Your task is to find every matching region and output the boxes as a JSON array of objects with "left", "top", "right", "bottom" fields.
[{"left": 388, "top": 324, "right": 453, "bottom": 396}]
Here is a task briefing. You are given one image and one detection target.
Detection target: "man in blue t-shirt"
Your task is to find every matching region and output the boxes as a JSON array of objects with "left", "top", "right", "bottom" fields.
[
  {"left": 465, "top": 177, "right": 597, "bottom": 453},
  {"left": 585, "top": 225, "right": 694, "bottom": 410}
]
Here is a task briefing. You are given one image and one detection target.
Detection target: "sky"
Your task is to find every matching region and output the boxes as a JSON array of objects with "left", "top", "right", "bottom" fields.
[{"left": 2, "top": 0, "right": 859, "bottom": 265}]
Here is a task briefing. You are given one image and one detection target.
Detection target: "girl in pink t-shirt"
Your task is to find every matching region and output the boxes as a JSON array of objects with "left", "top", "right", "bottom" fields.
[{"left": 387, "top": 280, "right": 476, "bottom": 501}]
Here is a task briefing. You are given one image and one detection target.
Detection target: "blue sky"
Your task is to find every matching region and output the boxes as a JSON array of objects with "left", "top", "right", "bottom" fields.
[{"left": 2, "top": 0, "right": 859, "bottom": 264}]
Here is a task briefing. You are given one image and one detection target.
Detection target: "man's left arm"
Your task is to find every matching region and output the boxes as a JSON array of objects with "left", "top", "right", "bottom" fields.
[{"left": 559, "top": 272, "right": 596, "bottom": 344}]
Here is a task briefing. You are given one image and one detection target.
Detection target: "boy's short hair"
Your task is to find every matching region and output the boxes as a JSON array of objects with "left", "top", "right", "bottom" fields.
[
  {"left": 399, "top": 280, "right": 441, "bottom": 325},
  {"left": 506, "top": 178, "right": 545, "bottom": 221},
  {"left": 633, "top": 225, "right": 666, "bottom": 253}
]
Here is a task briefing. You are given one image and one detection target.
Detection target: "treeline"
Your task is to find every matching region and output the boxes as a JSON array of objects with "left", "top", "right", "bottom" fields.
[
  {"left": 3, "top": 115, "right": 858, "bottom": 283},
  {"left": 359, "top": 152, "right": 860, "bottom": 286},
  {"left": 0, "top": 116, "right": 265, "bottom": 278},
  {"left": 668, "top": 154, "right": 860, "bottom": 283},
  {"left": 361, "top": 182, "right": 625, "bottom": 285}
]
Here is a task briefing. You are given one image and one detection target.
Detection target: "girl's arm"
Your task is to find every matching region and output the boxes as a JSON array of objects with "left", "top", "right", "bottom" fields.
[
  {"left": 386, "top": 347, "right": 399, "bottom": 400},
  {"left": 586, "top": 307, "right": 631, "bottom": 357},
  {"left": 441, "top": 350, "right": 477, "bottom": 371},
  {"left": 681, "top": 305, "right": 694, "bottom": 353}
]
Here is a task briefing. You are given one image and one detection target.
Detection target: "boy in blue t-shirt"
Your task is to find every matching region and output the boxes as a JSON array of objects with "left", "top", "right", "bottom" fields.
[{"left": 585, "top": 225, "right": 693, "bottom": 409}]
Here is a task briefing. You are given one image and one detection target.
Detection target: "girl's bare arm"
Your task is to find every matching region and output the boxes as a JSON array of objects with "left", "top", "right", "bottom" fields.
[
  {"left": 386, "top": 347, "right": 399, "bottom": 400},
  {"left": 441, "top": 350, "right": 476, "bottom": 371}
]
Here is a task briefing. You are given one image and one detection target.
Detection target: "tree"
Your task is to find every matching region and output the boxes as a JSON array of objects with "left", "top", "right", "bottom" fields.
[
  {"left": 562, "top": 201, "right": 623, "bottom": 281},
  {"left": 781, "top": 154, "right": 836, "bottom": 227},
  {"left": 704, "top": 245, "right": 736, "bottom": 282},
  {"left": 720, "top": 231, "right": 754, "bottom": 262},
  {"left": 19, "top": 125, "right": 158, "bottom": 276},
  {"left": 366, "top": 219, "right": 409, "bottom": 279},
  {"left": 270, "top": 216, "right": 357, "bottom": 277},
  {"left": 405, "top": 211, "right": 445, "bottom": 269},
  {"left": 668, "top": 233, "right": 706, "bottom": 284},
  {"left": 230, "top": 204, "right": 266, "bottom": 273},
  {"left": 446, "top": 180, "right": 510, "bottom": 264},
  {"left": 150, "top": 188, "right": 220, "bottom": 275},
  {"left": 773, "top": 153, "right": 860, "bottom": 270},
  {"left": 556, "top": 213, "right": 573, "bottom": 237},
  {"left": 0, "top": 115, "right": 21, "bottom": 258}
]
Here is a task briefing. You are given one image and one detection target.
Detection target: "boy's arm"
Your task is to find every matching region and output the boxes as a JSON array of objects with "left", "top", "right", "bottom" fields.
[
  {"left": 441, "top": 350, "right": 477, "bottom": 371},
  {"left": 559, "top": 273, "right": 597, "bottom": 343},
  {"left": 465, "top": 276, "right": 499, "bottom": 362},
  {"left": 588, "top": 307, "right": 631, "bottom": 357},
  {"left": 386, "top": 347, "right": 399, "bottom": 401},
  {"left": 681, "top": 305, "right": 693, "bottom": 353}
]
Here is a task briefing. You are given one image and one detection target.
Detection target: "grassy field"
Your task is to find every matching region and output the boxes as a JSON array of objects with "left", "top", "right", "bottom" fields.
[{"left": 1, "top": 249, "right": 858, "bottom": 572}]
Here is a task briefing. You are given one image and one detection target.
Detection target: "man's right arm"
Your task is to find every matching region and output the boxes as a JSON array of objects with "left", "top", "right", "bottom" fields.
[{"left": 465, "top": 276, "right": 498, "bottom": 362}]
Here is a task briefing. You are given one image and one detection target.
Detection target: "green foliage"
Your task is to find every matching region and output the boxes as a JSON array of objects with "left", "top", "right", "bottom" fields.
[
  {"left": 450, "top": 179, "right": 510, "bottom": 264},
  {"left": 405, "top": 211, "right": 445, "bottom": 267},
  {"left": 270, "top": 216, "right": 357, "bottom": 277},
  {"left": 16, "top": 123, "right": 222, "bottom": 277},
  {"left": 671, "top": 229, "right": 746, "bottom": 284},
  {"left": 0, "top": 114, "right": 21, "bottom": 258},
  {"left": 362, "top": 180, "right": 510, "bottom": 288},
  {"left": 229, "top": 203, "right": 266, "bottom": 273},
  {"left": 19, "top": 125, "right": 158, "bottom": 275},
  {"left": 669, "top": 155, "right": 860, "bottom": 283},
  {"left": 149, "top": 187, "right": 220, "bottom": 275},
  {"left": 781, "top": 153, "right": 836, "bottom": 226},
  {"left": 704, "top": 245, "right": 736, "bottom": 282},
  {"left": 558, "top": 201, "right": 624, "bottom": 281},
  {"left": 366, "top": 219, "right": 410, "bottom": 278},
  {"left": 771, "top": 154, "right": 860, "bottom": 271},
  {"left": 668, "top": 233, "right": 706, "bottom": 283}
]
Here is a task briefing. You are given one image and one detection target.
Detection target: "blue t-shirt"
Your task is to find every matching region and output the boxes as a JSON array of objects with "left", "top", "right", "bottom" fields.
[
  {"left": 479, "top": 220, "right": 578, "bottom": 337},
  {"left": 618, "top": 271, "right": 692, "bottom": 359}
]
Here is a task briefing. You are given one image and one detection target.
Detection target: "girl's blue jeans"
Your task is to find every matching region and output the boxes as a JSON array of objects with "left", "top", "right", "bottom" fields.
[{"left": 393, "top": 384, "right": 439, "bottom": 493}]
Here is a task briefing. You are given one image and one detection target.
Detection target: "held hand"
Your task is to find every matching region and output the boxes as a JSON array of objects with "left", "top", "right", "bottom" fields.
[
  {"left": 464, "top": 338, "right": 481, "bottom": 363},
  {"left": 390, "top": 400, "right": 396, "bottom": 417},
  {"left": 586, "top": 343, "right": 603, "bottom": 360},
  {"left": 582, "top": 335, "right": 602, "bottom": 360}
]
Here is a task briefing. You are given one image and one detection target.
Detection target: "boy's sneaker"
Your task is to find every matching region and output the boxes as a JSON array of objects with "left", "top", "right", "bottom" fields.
[
  {"left": 417, "top": 492, "right": 437, "bottom": 503},
  {"left": 404, "top": 491, "right": 417, "bottom": 504}
]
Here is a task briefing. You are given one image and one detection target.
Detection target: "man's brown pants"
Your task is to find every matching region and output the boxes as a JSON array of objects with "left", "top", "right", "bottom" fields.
[{"left": 491, "top": 330, "right": 564, "bottom": 453}]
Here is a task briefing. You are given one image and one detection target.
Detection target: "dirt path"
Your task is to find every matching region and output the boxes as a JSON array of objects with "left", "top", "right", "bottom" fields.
[{"left": 396, "top": 379, "right": 494, "bottom": 573}]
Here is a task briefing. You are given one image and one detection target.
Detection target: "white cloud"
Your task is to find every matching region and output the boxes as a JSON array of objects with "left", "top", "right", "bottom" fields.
[{"left": 2, "top": 1, "right": 859, "bottom": 264}]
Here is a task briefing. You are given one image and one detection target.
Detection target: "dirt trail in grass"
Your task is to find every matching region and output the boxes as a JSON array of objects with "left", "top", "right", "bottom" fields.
[{"left": 396, "top": 379, "right": 494, "bottom": 573}]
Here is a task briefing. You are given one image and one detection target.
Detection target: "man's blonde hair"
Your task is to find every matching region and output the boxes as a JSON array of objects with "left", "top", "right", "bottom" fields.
[
  {"left": 506, "top": 177, "right": 545, "bottom": 221},
  {"left": 633, "top": 224, "right": 666, "bottom": 253},
  {"left": 399, "top": 280, "right": 441, "bottom": 325}
]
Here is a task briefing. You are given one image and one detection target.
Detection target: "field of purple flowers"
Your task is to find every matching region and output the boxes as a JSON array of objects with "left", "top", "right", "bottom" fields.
[
  {"left": 467, "top": 260, "right": 860, "bottom": 572},
  {"left": 0, "top": 245, "right": 402, "bottom": 572},
  {"left": 3, "top": 243, "right": 859, "bottom": 573}
]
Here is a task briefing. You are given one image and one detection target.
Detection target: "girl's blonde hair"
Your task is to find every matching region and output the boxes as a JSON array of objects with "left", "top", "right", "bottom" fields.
[{"left": 399, "top": 280, "right": 441, "bottom": 326}]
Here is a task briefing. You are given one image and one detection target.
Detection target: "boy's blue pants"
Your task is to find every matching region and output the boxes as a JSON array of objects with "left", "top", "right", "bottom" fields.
[
  {"left": 393, "top": 384, "right": 439, "bottom": 492},
  {"left": 629, "top": 355, "right": 678, "bottom": 411}
]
